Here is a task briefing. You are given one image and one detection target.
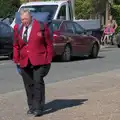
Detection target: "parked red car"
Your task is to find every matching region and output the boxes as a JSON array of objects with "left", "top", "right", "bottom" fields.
[{"left": 51, "top": 20, "right": 100, "bottom": 61}]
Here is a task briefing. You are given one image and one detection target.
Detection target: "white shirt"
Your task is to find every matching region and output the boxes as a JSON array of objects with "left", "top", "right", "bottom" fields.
[{"left": 22, "top": 24, "right": 32, "bottom": 41}]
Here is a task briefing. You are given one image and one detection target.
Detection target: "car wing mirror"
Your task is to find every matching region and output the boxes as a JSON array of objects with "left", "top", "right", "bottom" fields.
[{"left": 83, "top": 30, "right": 87, "bottom": 34}]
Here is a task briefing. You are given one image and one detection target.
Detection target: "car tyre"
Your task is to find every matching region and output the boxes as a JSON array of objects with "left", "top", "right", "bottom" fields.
[
  {"left": 117, "top": 44, "right": 120, "bottom": 48},
  {"left": 116, "top": 33, "right": 120, "bottom": 48},
  {"left": 8, "top": 52, "right": 13, "bottom": 60},
  {"left": 89, "top": 43, "right": 99, "bottom": 58},
  {"left": 62, "top": 45, "right": 71, "bottom": 62}
]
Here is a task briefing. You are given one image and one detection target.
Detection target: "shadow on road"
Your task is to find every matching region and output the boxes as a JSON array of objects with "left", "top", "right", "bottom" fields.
[
  {"left": 53, "top": 56, "right": 105, "bottom": 63},
  {"left": 43, "top": 99, "right": 88, "bottom": 115}
]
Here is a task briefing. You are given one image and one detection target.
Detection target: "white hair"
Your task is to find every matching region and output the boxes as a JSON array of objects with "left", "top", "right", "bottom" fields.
[{"left": 20, "top": 9, "right": 31, "bottom": 16}]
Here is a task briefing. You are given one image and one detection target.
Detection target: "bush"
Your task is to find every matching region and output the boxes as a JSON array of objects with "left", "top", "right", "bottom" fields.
[
  {"left": 75, "top": 0, "right": 92, "bottom": 19},
  {"left": 0, "top": 0, "right": 20, "bottom": 18},
  {"left": 111, "top": 5, "right": 120, "bottom": 33}
]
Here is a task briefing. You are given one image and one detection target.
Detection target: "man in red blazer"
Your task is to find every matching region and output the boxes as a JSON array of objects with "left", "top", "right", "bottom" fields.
[{"left": 13, "top": 9, "right": 53, "bottom": 117}]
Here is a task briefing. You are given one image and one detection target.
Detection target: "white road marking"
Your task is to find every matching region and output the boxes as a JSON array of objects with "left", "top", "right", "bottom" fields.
[
  {"left": 0, "top": 60, "right": 13, "bottom": 66},
  {"left": 0, "top": 62, "right": 13, "bottom": 66}
]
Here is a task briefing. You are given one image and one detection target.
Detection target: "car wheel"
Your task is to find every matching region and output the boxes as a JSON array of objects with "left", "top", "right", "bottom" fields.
[
  {"left": 116, "top": 33, "right": 120, "bottom": 47},
  {"left": 62, "top": 45, "right": 71, "bottom": 62},
  {"left": 8, "top": 52, "right": 13, "bottom": 60},
  {"left": 89, "top": 43, "right": 99, "bottom": 58},
  {"left": 118, "top": 44, "right": 120, "bottom": 48}
]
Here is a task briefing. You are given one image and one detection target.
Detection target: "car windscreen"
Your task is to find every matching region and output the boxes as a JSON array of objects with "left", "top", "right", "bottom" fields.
[
  {"left": 15, "top": 12, "right": 51, "bottom": 24},
  {"left": 20, "top": 5, "right": 58, "bottom": 19}
]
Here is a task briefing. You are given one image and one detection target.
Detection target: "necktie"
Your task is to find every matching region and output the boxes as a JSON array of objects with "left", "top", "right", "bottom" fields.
[{"left": 23, "top": 26, "right": 28, "bottom": 43}]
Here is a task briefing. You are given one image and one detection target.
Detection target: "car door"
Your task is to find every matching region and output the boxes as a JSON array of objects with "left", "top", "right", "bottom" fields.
[
  {"left": 63, "top": 21, "right": 82, "bottom": 56},
  {"left": 53, "top": 21, "right": 73, "bottom": 55},
  {"left": 52, "top": 21, "right": 66, "bottom": 55},
  {"left": 0, "top": 22, "right": 13, "bottom": 55},
  {"left": 73, "top": 22, "right": 90, "bottom": 55}
]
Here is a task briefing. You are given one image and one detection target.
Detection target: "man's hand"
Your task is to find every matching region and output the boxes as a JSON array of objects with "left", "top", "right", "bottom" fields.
[{"left": 16, "top": 63, "right": 20, "bottom": 66}]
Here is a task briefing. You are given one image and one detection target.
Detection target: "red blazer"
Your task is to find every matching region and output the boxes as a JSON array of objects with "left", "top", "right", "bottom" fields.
[{"left": 13, "top": 19, "right": 53, "bottom": 68}]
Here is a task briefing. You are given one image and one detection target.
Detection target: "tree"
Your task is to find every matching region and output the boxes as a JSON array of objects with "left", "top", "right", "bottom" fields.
[
  {"left": 75, "top": 0, "right": 109, "bottom": 19},
  {"left": 114, "top": 0, "right": 120, "bottom": 4},
  {"left": 0, "top": 0, "right": 20, "bottom": 18},
  {"left": 11, "top": 0, "right": 20, "bottom": 7},
  {"left": 75, "top": 0, "right": 93, "bottom": 19},
  {"left": 90, "top": 0, "right": 108, "bottom": 14},
  {"left": 29, "top": 0, "right": 40, "bottom": 1}
]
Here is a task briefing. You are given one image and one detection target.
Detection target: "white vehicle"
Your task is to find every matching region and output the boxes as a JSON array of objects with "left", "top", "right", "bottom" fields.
[
  {"left": 11, "top": 0, "right": 101, "bottom": 39},
  {"left": 11, "top": 0, "right": 75, "bottom": 28}
]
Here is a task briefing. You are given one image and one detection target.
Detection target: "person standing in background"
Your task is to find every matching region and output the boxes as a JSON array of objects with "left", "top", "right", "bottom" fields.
[{"left": 106, "top": 15, "right": 118, "bottom": 45}]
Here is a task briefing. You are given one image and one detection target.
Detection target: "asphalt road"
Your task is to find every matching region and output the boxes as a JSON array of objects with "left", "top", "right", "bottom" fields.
[{"left": 0, "top": 46, "right": 120, "bottom": 94}]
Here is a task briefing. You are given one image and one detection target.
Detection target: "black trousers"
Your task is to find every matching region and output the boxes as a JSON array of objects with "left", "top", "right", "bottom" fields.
[
  {"left": 111, "top": 33, "right": 114, "bottom": 45},
  {"left": 21, "top": 63, "right": 51, "bottom": 110}
]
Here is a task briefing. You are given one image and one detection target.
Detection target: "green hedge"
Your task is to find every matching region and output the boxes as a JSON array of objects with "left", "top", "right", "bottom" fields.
[
  {"left": 0, "top": 0, "right": 20, "bottom": 18},
  {"left": 111, "top": 5, "right": 120, "bottom": 33}
]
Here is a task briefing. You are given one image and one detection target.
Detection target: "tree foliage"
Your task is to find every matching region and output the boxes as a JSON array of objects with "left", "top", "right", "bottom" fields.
[
  {"left": 0, "top": 0, "right": 20, "bottom": 18},
  {"left": 114, "top": 0, "right": 120, "bottom": 4},
  {"left": 111, "top": 4, "right": 120, "bottom": 32},
  {"left": 75, "top": 0, "right": 108, "bottom": 19},
  {"left": 0, "top": 0, "right": 110, "bottom": 19},
  {"left": 75, "top": 0, "right": 93, "bottom": 19},
  {"left": 91, "top": 0, "right": 108, "bottom": 14}
]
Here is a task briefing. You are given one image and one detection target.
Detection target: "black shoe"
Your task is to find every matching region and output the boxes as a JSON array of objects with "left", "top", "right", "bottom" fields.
[
  {"left": 27, "top": 109, "right": 34, "bottom": 115},
  {"left": 34, "top": 110, "right": 43, "bottom": 117}
]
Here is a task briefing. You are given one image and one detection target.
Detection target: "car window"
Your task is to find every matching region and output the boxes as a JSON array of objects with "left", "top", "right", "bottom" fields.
[
  {"left": 73, "top": 22, "right": 85, "bottom": 34},
  {"left": 20, "top": 5, "right": 58, "bottom": 20},
  {"left": 57, "top": 5, "right": 66, "bottom": 20},
  {"left": 0, "top": 22, "right": 11, "bottom": 36},
  {"left": 64, "top": 22, "right": 75, "bottom": 33},
  {"left": 51, "top": 21, "right": 61, "bottom": 31}
]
